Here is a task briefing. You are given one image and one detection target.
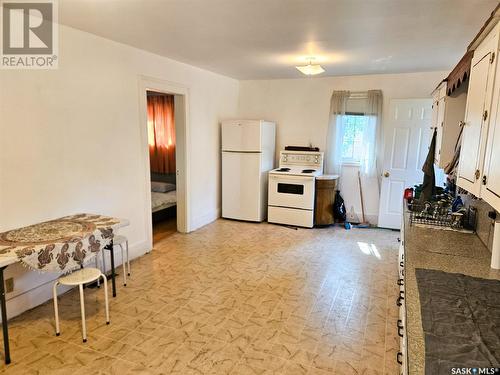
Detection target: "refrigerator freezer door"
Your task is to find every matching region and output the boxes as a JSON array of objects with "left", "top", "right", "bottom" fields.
[
  {"left": 222, "top": 120, "right": 262, "bottom": 152},
  {"left": 222, "top": 152, "right": 263, "bottom": 221}
]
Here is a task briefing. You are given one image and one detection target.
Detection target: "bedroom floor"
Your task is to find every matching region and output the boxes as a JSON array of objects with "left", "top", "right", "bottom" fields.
[
  {"left": 153, "top": 218, "right": 177, "bottom": 244},
  {"left": 1, "top": 219, "right": 400, "bottom": 375}
]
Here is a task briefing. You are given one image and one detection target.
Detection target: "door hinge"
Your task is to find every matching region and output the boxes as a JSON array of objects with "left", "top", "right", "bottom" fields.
[
  {"left": 490, "top": 52, "right": 495, "bottom": 64},
  {"left": 483, "top": 175, "right": 488, "bottom": 185},
  {"left": 483, "top": 110, "right": 488, "bottom": 121},
  {"left": 475, "top": 169, "right": 481, "bottom": 180}
]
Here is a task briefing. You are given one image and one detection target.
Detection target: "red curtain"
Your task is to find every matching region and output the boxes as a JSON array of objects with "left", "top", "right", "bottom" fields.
[{"left": 147, "top": 94, "right": 176, "bottom": 174}]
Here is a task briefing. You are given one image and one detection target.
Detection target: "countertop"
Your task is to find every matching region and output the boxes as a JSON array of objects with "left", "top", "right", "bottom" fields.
[{"left": 403, "top": 214, "right": 500, "bottom": 374}]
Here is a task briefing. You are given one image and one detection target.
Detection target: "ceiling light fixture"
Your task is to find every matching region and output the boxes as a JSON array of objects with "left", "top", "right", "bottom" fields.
[{"left": 296, "top": 57, "right": 325, "bottom": 76}]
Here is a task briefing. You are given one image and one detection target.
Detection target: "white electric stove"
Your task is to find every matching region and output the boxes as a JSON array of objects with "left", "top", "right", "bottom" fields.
[{"left": 268, "top": 150, "right": 324, "bottom": 228}]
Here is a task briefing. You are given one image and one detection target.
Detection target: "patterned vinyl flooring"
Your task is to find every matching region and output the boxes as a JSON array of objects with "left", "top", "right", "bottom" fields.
[{"left": 0, "top": 219, "right": 401, "bottom": 374}]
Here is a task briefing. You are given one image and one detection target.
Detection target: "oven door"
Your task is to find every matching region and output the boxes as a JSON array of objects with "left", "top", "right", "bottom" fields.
[{"left": 268, "top": 174, "right": 315, "bottom": 210}]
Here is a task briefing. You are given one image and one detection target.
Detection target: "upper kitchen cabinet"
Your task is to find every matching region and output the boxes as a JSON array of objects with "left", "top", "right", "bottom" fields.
[
  {"left": 482, "top": 25, "right": 500, "bottom": 211},
  {"left": 457, "top": 21, "right": 499, "bottom": 197},
  {"left": 431, "top": 79, "right": 467, "bottom": 169}
]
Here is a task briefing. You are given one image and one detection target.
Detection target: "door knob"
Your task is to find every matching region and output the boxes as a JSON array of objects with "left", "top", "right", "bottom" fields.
[{"left": 384, "top": 171, "right": 390, "bottom": 178}]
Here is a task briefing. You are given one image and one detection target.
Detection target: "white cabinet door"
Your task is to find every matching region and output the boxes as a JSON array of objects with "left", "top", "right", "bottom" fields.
[
  {"left": 457, "top": 24, "right": 498, "bottom": 196},
  {"left": 457, "top": 54, "right": 494, "bottom": 194},
  {"left": 378, "top": 99, "right": 432, "bottom": 229},
  {"left": 482, "top": 55, "right": 500, "bottom": 210},
  {"left": 434, "top": 97, "right": 445, "bottom": 165}
]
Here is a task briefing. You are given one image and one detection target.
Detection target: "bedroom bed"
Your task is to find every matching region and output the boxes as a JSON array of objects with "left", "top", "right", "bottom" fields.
[
  {"left": 151, "top": 190, "right": 177, "bottom": 213},
  {"left": 150, "top": 181, "right": 177, "bottom": 223}
]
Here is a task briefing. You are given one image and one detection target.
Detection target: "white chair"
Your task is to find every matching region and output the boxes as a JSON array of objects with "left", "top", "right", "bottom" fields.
[
  {"left": 53, "top": 267, "right": 109, "bottom": 343},
  {"left": 99, "top": 235, "right": 130, "bottom": 286}
]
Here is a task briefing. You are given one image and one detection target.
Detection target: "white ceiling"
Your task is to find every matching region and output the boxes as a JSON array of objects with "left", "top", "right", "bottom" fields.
[{"left": 59, "top": 0, "right": 498, "bottom": 80}]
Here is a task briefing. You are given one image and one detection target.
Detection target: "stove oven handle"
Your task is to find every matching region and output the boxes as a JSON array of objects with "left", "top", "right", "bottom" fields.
[{"left": 269, "top": 176, "right": 312, "bottom": 182}]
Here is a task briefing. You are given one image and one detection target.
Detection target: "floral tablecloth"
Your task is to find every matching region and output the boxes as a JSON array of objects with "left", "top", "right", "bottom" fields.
[{"left": 0, "top": 214, "right": 122, "bottom": 273}]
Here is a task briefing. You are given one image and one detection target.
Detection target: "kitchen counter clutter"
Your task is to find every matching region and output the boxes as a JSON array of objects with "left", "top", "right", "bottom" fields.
[{"left": 401, "top": 210, "right": 500, "bottom": 374}]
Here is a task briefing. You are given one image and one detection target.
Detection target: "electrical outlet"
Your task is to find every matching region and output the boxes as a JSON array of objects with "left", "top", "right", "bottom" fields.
[{"left": 5, "top": 278, "right": 14, "bottom": 293}]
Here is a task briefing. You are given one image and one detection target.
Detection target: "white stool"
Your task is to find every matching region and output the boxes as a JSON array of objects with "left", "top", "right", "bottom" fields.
[
  {"left": 53, "top": 267, "right": 109, "bottom": 343},
  {"left": 100, "top": 235, "right": 130, "bottom": 286}
]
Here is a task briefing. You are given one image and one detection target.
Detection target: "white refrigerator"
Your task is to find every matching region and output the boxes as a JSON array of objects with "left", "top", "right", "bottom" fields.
[{"left": 222, "top": 120, "right": 276, "bottom": 222}]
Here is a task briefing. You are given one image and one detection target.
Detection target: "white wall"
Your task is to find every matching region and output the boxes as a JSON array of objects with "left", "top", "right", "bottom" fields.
[
  {"left": 237, "top": 71, "right": 447, "bottom": 223},
  {"left": 0, "top": 25, "right": 239, "bottom": 318}
]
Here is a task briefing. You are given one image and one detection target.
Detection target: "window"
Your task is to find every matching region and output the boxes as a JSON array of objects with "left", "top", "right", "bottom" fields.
[
  {"left": 326, "top": 90, "right": 381, "bottom": 177},
  {"left": 340, "top": 114, "right": 371, "bottom": 163}
]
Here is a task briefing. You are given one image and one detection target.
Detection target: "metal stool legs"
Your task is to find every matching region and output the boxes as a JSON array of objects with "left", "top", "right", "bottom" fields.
[
  {"left": 95, "top": 256, "right": 100, "bottom": 288},
  {"left": 53, "top": 281, "right": 60, "bottom": 337},
  {"left": 102, "top": 241, "right": 129, "bottom": 285},
  {"left": 53, "top": 272, "right": 109, "bottom": 343},
  {"left": 79, "top": 284, "right": 87, "bottom": 342},
  {"left": 126, "top": 240, "right": 130, "bottom": 276},
  {"left": 118, "top": 244, "right": 126, "bottom": 286},
  {"left": 102, "top": 273, "right": 110, "bottom": 326}
]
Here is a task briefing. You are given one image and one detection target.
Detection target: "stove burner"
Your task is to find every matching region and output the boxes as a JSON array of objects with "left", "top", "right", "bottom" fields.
[
  {"left": 276, "top": 168, "right": 291, "bottom": 172},
  {"left": 302, "top": 169, "right": 316, "bottom": 173}
]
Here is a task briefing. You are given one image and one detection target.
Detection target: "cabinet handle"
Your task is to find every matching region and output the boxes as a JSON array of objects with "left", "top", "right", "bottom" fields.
[
  {"left": 396, "top": 291, "right": 405, "bottom": 306},
  {"left": 397, "top": 352, "right": 403, "bottom": 365},
  {"left": 397, "top": 320, "right": 404, "bottom": 337}
]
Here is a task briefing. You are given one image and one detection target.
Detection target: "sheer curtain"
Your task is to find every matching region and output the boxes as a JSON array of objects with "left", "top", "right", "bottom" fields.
[
  {"left": 325, "top": 91, "right": 350, "bottom": 175},
  {"left": 362, "top": 90, "right": 382, "bottom": 178},
  {"left": 147, "top": 94, "right": 176, "bottom": 174},
  {"left": 325, "top": 90, "right": 382, "bottom": 177}
]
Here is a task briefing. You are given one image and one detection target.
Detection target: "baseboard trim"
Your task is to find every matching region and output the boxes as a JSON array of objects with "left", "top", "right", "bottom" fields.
[{"left": 190, "top": 208, "right": 221, "bottom": 232}]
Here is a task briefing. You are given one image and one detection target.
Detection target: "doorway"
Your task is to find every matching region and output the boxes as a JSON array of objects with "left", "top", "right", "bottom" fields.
[
  {"left": 147, "top": 91, "right": 178, "bottom": 243},
  {"left": 139, "top": 77, "right": 190, "bottom": 249}
]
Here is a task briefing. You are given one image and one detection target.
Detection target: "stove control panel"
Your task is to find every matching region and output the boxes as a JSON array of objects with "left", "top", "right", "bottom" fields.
[{"left": 279, "top": 151, "right": 324, "bottom": 168}]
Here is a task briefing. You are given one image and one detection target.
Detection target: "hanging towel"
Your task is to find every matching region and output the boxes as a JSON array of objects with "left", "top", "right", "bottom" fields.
[
  {"left": 421, "top": 129, "right": 437, "bottom": 202},
  {"left": 444, "top": 125, "right": 464, "bottom": 176}
]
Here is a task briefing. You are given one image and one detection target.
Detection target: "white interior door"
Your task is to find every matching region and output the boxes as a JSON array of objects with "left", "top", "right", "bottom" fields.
[{"left": 378, "top": 99, "right": 432, "bottom": 229}]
